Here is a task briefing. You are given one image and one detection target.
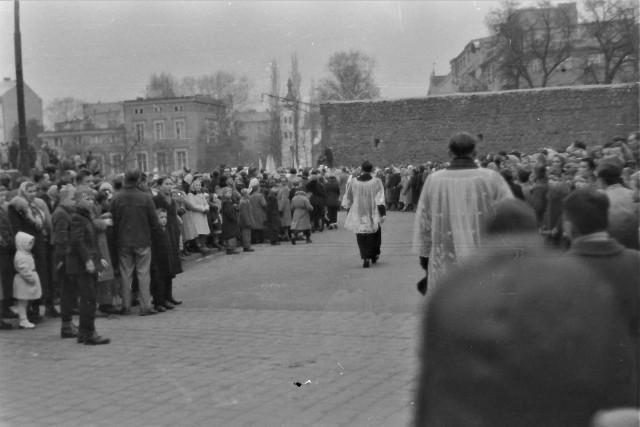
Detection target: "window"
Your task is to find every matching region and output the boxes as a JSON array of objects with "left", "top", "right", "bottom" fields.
[
  {"left": 154, "top": 106, "right": 163, "bottom": 113},
  {"left": 54, "top": 137, "right": 61, "bottom": 147},
  {"left": 134, "top": 108, "right": 144, "bottom": 115},
  {"left": 174, "top": 105, "right": 183, "bottom": 112},
  {"left": 175, "top": 120, "right": 185, "bottom": 139},
  {"left": 175, "top": 150, "right": 188, "bottom": 170},
  {"left": 154, "top": 121, "right": 165, "bottom": 140},
  {"left": 156, "top": 152, "right": 168, "bottom": 172},
  {"left": 136, "top": 152, "right": 148, "bottom": 172},
  {"left": 283, "top": 132, "right": 288, "bottom": 140},
  {"left": 135, "top": 122, "right": 145, "bottom": 141},
  {"left": 110, "top": 153, "right": 123, "bottom": 174},
  {"left": 75, "top": 136, "right": 82, "bottom": 146}
]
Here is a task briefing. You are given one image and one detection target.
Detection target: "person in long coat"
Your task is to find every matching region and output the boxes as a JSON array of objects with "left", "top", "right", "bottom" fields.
[
  {"left": 402, "top": 168, "right": 415, "bottom": 211},
  {"left": 152, "top": 177, "right": 183, "bottom": 305},
  {"left": 277, "top": 176, "right": 292, "bottom": 241},
  {"left": 386, "top": 168, "right": 402, "bottom": 210},
  {"left": 220, "top": 187, "right": 240, "bottom": 254},
  {"left": 266, "top": 186, "right": 282, "bottom": 245},
  {"left": 290, "top": 190, "right": 313, "bottom": 244},
  {"left": 307, "top": 179, "right": 326, "bottom": 232},
  {"left": 249, "top": 184, "right": 267, "bottom": 244},
  {"left": 238, "top": 188, "right": 255, "bottom": 252},
  {"left": 182, "top": 179, "right": 211, "bottom": 255},
  {"left": 324, "top": 174, "right": 341, "bottom": 229}
]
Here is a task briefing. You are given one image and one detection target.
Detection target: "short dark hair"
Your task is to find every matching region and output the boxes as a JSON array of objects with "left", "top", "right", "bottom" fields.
[
  {"left": 156, "top": 207, "right": 167, "bottom": 215},
  {"left": 361, "top": 160, "right": 373, "bottom": 173},
  {"left": 124, "top": 170, "right": 141, "bottom": 184},
  {"left": 579, "top": 157, "right": 596, "bottom": 171},
  {"left": 449, "top": 132, "right": 477, "bottom": 158},
  {"left": 596, "top": 162, "right": 623, "bottom": 186},
  {"left": 517, "top": 168, "right": 531, "bottom": 183},
  {"left": 290, "top": 168, "right": 297, "bottom": 174},
  {"left": 563, "top": 188, "right": 609, "bottom": 235}
]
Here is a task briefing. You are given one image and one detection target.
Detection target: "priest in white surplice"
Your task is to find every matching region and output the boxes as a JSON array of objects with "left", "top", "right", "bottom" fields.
[
  {"left": 413, "top": 132, "right": 513, "bottom": 297},
  {"left": 343, "top": 160, "right": 386, "bottom": 268}
]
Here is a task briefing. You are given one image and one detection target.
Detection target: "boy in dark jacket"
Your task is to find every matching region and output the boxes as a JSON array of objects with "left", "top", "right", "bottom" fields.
[
  {"left": 67, "top": 186, "right": 110, "bottom": 345},
  {"left": 150, "top": 208, "right": 175, "bottom": 312}
]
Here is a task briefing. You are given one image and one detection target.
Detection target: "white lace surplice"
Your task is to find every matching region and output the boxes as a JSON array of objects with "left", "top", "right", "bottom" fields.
[
  {"left": 412, "top": 167, "right": 513, "bottom": 296},
  {"left": 343, "top": 177, "right": 386, "bottom": 234}
]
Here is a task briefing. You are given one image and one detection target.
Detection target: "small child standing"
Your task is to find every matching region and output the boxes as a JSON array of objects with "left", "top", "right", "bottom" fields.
[
  {"left": 150, "top": 208, "right": 176, "bottom": 312},
  {"left": 13, "top": 232, "right": 42, "bottom": 329}
]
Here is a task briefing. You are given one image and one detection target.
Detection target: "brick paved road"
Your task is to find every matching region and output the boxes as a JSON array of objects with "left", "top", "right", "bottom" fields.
[{"left": 0, "top": 211, "right": 424, "bottom": 427}]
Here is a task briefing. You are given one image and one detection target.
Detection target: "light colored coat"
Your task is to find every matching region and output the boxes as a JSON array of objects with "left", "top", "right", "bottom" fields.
[
  {"left": 13, "top": 231, "right": 42, "bottom": 300},
  {"left": 278, "top": 186, "right": 292, "bottom": 227},
  {"left": 290, "top": 192, "right": 313, "bottom": 231},
  {"left": 249, "top": 192, "right": 267, "bottom": 230}
]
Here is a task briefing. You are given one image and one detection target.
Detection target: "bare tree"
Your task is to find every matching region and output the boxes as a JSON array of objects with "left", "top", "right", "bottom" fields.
[
  {"left": 582, "top": 0, "right": 639, "bottom": 84},
  {"left": 486, "top": 0, "right": 576, "bottom": 88},
  {"left": 290, "top": 52, "right": 302, "bottom": 168},
  {"left": 268, "top": 59, "right": 282, "bottom": 167},
  {"left": 317, "top": 50, "right": 381, "bottom": 101},
  {"left": 146, "top": 72, "right": 178, "bottom": 98},
  {"left": 179, "top": 71, "right": 252, "bottom": 107},
  {"left": 45, "top": 97, "right": 84, "bottom": 126}
]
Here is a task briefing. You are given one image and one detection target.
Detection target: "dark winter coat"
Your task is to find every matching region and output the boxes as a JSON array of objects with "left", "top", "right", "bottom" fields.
[
  {"left": 66, "top": 205, "right": 102, "bottom": 276},
  {"left": 238, "top": 198, "right": 255, "bottom": 229},
  {"left": 266, "top": 193, "right": 281, "bottom": 231},
  {"left": 324, "top": 177, "right": 341, "bottom": 207},
  {"left": 110, "top": 183, "right": 161, "bottom": 248},
  {"left": 151, "top": 226, "right": 173, "bottom": 279},
  {"left": 221, "top": 199, "right": 239, "bottom": 241}
]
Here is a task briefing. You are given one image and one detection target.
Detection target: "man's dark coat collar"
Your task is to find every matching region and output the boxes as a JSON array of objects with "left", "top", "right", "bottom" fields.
[{"left": 357, "top": 173, "right": 373, "bottom": 182}]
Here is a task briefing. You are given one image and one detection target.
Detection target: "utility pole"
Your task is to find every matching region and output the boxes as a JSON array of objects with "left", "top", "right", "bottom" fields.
[{"left": 14, "top": 0, "right": 30, "bottom": 176}]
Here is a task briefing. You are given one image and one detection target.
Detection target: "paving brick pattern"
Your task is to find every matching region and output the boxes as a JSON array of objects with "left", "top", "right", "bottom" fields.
[{"left": 0, "top": 308, "right": 419, "bottom": 427}]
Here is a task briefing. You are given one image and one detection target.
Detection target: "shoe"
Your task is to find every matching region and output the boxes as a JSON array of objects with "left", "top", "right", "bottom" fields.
[
  {"left": 19, "top": 319, "right": 35, "bottom": 329},
  {"left": 139, "top": 308, "right": 158, "bottom": 316},
  {"left": 0, "top": 320, "right": 12, "bottom": 330},
  {"left": 154, "top": 305, "right": 166, "bottom": 313},
  {"left": 162, "top": 302, "right": 175, "bottom": 310},
  {"left": 306, "top": 238, "right": 312, "bottom": 244},
  {"left": 60, "top": 322, "right": 78, "bottom": 339},
  {"left": 101, "top": 305, "right": 120, "bottom": 315},
  {"left": 363, "top": 259, "right": 370, "bottom": 268},
  {"left": 131, "top": 299, "right": 140, "bottom": 307},
  {"left": 290, "top": 238, "right": 296, "bottom": 245},
  {"left": 201, "top": 248, "right": 212, "bottom": 257},
  {"left": 82, "top": 331, "right": 110, "bottom": 345},
  {"left": 226, "top": 250, "right": 240, "bottom": 255},
  {"left": 270, "top": 241, "right": 281, "bottom": 245},
  {"left": 371, "top": 256, "right": 378, "bottom": 264},
  {"left": 119, "top": 308, "right": 132, "bottom": 316},
  {"left": 45, "top": 306, "right": 60, "bottom": 318},
  {"left": 1, "top": 309, "right": 18, "bottom": 319},
  {"left": 27, "top": 314, "right": 43, "bottom": 324},
  {"left": 243, "top": 248, "right": 255, "bottom": 252},
  {"left": 168, "top": 298, "right": 182, "bottom": 305}
]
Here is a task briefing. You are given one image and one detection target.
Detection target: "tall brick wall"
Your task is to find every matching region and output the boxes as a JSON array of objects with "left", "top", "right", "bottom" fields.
[{"left": 319, "top": 83, "right": 639, "bottom": 166}]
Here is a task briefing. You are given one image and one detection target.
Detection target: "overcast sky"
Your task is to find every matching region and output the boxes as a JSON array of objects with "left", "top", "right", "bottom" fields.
[{"left": 0, "top": 1, "right": 520, "bottom": 116}]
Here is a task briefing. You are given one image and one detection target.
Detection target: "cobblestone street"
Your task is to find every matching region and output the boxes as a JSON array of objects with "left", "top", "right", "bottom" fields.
[{"left": 0, "top": 212, "right": 424, "bottom": 427}]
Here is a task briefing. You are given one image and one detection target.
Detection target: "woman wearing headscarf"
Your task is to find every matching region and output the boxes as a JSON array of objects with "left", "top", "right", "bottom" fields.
[
  {"left": 182, "top": 179, "right": 211, "bottom": 256},
  {"left": 249, "top": 183, "right": 267, "bottom": 244},
  {"left": 290, "top": 188, "right": 313, "bottom": 244},
  {"left": 277, "top": 175, "right": 292, "bottom": 241},
  {"left": 8, "top": 181, "right": 53, "bottom": 322},
  {"left": 266, "top": 185, "right": 282, "bottom": 245}
]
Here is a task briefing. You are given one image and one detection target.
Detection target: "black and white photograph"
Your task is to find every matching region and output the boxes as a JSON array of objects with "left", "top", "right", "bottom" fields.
[{"left": 0, "top": 1, "right": 638, "bottom": 426}]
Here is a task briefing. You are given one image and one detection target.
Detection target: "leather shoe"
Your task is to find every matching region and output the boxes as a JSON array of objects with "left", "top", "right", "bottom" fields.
[
  {"left": 60, "top": 322, "right": 78, "bottom": 339},
  {"left": 153, "top": 305, "right": 166, "bottom": 313},
  {"left": 0, "top": 320, "right": 12, "bottom": 330},
  {"left": 168, "top": 298, "right": 182, "bottom": 305},
  {"left": 81, "top": 331, "right": 110, "bottom": 345},
  {"left": 139, "top": 308, "right": 158, "bottom": 316},
  {"left": 371, "top": 256, "right": 378, "bottom": 264},
  {"left": 162, "top": 302, "right": 175, "bottom": 310},
  {"left": 243, "top": 248, "right": 255, "bottom": 252},
  {"left": 226, "top": 250, "right": 240, "bottom": 255},
  {"left": 45, "top": 306, "right": 60, "bottom": 318},
  {"left": 363, "top": 259, "right": 370, "bottom": 268},
  {"left": 1, "top": 309, "right": 18, "bottom": 319}
]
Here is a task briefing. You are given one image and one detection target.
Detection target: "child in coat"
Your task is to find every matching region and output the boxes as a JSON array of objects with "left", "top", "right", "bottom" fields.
[{"left": 13, "top": 231, "right": 42, "bottom": 329}]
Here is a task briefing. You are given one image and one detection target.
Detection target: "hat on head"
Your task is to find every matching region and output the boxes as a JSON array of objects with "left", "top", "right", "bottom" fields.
[{"left": 99, "top": 182, "right": 114, "bottom": 193}]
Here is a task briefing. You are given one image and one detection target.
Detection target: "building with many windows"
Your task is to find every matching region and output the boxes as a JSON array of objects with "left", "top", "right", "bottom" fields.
[
  {"left": 428, "top": 2, "right": 638, "bottom": 95},
  {"left": 122, "top": 95, "right": 228, "bottom": 174}
]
